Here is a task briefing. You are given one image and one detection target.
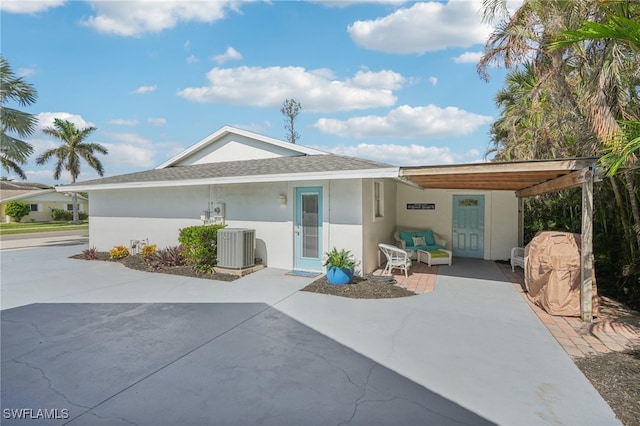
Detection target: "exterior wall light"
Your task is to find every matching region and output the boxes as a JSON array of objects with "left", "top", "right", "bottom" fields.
[{"left": 279, "top": 194, "right": 287, "bottom": 206}]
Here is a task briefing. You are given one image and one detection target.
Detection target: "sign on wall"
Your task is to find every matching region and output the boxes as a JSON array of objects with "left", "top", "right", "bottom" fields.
[{"left": 406, "top": 203, "right": 435, "bottom": 210}]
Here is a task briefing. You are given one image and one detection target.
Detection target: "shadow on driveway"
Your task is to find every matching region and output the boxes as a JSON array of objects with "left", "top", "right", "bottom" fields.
[{"left": 2, "top": 302, "right": 493, "bottom": 425}]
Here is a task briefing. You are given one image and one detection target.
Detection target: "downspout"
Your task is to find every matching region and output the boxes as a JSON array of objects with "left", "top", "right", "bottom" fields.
[{"left": 517, "top": 195, "right": 524, "bottom": 247}]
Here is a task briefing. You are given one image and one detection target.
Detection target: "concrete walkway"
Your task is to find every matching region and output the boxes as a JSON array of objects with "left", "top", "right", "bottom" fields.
[
  {"left": 380, "top": 259, "right": 640, "bottom": 360},
  {"left": 0, "top": 243, "right": 621, "bottom": 425}
]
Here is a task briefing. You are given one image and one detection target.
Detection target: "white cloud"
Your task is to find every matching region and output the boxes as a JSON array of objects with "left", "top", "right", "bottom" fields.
[
  {"left": 313, "top": 0, "right": 406, "bottom": 8},
  {"left": 109, "top": 119, "right": 139, "bottom": 126},
  {"left": 24, "top": 168, "right": 76, "bottom": 185},
  {"left": 0, "top": 0, "right": 65, "bottom": 14},
  {"left": 178, "top": 66, "right": 403, "bottom": 112},
  {"left": 229, "top": 121, "right": 272, "bottom": 135},
  {"left": 99, "top": 132, "right": 157, "bottom": 169},
  {"left": 133, "top": 85, "right": 157, "bottom": 94},
  {"left": 313, "top": 143, "right": 482, "bottom": 166},
  {"left": 454, "top": 51, "right": 483, "bottom": 64},
  {"left": 349, "top": 68, "right": 404, "bottom": 90},
  {"left": 81, "top": 1, "right": 237, "bottom": 37},
  {"left": 17, "top": 67, "right": 36, "bottom": 77},
  {"left": 213, "top": 47, "right": 243, "bottom": 64},
  {"left": 186, "top": 55, "right": 198, "bottom": 64},
  {"left": 347, "top": 0, "right": 492, "bottom": 54},
  {"left": 147, "top": 117, "right": 166, "bottom": 126},
  {"left": 428, "top": 76, "right": 438, "bottom": 86},
  {"left": 36, "top": 112, "right": 95, "bottom": 131},
  {"left": 314, "top": 104, "right": 492, "bottom": 138}
]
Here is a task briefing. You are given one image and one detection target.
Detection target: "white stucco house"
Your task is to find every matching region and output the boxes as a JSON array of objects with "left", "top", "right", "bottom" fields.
[{"left": 58, "top": 125, "right": 539, "bottom": 274}]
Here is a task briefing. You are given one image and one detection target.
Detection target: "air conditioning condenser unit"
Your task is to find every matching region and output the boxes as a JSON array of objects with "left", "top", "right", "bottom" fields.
[{"left": 217, "top": 228, "right": 255, "bottom": 269}]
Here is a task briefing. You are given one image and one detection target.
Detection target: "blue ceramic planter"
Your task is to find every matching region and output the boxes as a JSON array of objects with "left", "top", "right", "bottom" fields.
[{"left": 326, "top": 267, "right": 353, "bottom": 285}]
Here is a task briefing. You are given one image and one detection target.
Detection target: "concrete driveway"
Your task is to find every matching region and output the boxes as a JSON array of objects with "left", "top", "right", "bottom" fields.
[{"left": 0, "top": 242, "right": 620, "bottom": 425}]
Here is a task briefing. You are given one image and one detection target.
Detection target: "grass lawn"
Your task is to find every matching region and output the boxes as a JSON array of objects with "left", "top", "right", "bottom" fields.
[{"left": 0, "top": 221, "right": 89, "bottom": 235}]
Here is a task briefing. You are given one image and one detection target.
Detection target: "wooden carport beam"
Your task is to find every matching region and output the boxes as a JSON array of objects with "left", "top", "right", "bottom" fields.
[{"left": 516, "top": 169, "right": 588, "bottom": 198}]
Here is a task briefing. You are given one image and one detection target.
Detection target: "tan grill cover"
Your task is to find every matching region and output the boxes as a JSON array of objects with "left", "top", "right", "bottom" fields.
[{"left": 525, "top": 231, "right": 598, "bottom": 317}]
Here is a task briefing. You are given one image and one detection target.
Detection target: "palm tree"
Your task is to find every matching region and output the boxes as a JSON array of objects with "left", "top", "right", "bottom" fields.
[
  {"left": 552, "top": 3, "right": 640, "bottom": 174},
  {"left": 479, "top": 0, "right": 640, "bottom": 302},
  {"left": 36, "top": 118, "right": 108, "bottom": 223},
  {"left": 487, "top": 63, "right": 598, "bottom": 161},
  {"left": 0, "top": 55, "right": 37, "bottom": 179}
]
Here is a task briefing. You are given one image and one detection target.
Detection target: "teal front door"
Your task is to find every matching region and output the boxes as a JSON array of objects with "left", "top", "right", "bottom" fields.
[
  {"left": 295, "top": 187, "right": 323, "bottom": 271},
  {"left": 452, "top": 195, "right": 485, "bottom": 258}
]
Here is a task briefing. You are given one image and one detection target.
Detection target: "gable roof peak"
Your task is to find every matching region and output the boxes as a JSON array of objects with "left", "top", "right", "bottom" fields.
[{"left": 156, "top": 125, "right": 328, "bottom": 169}]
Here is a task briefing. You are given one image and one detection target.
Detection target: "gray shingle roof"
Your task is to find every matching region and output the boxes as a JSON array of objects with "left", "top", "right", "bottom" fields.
[
  {"left": 0, "top": 181, "right": 52, "bottom": 191},
  {"left": 67, "top": 154, "right": 396, "bottom": 188}
]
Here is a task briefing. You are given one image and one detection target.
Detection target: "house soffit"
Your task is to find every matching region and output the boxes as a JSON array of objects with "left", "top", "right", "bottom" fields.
[{"left": 400, "top": 158, "right": 600, "bottom": 196}]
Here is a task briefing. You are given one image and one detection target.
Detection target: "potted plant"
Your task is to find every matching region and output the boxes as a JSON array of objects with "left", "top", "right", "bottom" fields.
[{"left": 324, "top": 247, "right": 355, "bottom": 285}]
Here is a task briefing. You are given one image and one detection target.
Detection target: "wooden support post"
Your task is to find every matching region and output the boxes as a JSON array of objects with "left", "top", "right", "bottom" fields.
[{"left": 581, "top": 166, "right": 594, "bottom": 322}]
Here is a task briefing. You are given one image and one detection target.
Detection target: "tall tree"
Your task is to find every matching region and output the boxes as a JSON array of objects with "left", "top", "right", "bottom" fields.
[
  {"left": 0, "top": 55, "right": 37, "bottom": 180},
  {"left": 549, "top": 0, "right": 640, "bottom": 254},
  {"left": 36, "top": 118, "right": 108, "bottom": 223},
  {"left": 479, "top": 0, "right": 640, "bottom": 307},
  {"left": 552, "top": 3, "right": 640, "bottom": 174},
  {"left": 280, "top": 98, "right": 301, "bottom": 144}
]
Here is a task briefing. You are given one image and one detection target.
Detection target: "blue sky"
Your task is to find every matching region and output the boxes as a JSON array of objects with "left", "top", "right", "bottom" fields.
[{"left": 1, "top": 0, "right": 516, "bottom": 186}]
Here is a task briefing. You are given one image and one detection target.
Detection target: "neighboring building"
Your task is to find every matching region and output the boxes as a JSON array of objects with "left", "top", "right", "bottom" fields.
[
  {"left": 59, "top": 126, "right": 528, "bottom": 274},
  {"left": 1, "top": 181, "right": 88, "bottom": 223}
]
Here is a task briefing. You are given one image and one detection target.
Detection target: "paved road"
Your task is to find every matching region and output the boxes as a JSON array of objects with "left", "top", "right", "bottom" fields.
[{"left": 0, "top": 229, "right": 88, "bottom": 250}]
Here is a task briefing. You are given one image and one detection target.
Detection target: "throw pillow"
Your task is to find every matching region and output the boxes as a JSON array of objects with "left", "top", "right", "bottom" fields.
[
  {"left": 423, "top": 230, "right": 436, "bottom": 246},
  {"left": 399, "top": 231, "right": 414, "bottom": 246},
  {"left": 412, "top": 236, "right": 426, "bottom": 247}
]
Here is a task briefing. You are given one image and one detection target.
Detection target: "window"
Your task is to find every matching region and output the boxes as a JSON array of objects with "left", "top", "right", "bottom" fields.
[
  {"left": 66, "top": 204, "right": 74, "bottom": 211},
  {"left": 374, "top": 180, "right": 384, "bottom": 220},
  {"left": 458, "top": 198, "right": 479, "bottom": 207},
  {"left": 29, "top": 204, "right": 38, "bottom": 212}
]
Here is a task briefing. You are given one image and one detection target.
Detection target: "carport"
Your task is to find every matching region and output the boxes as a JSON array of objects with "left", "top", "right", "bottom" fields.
[{"left": 400, "top": 157, "right": 600, "bottom": 322}]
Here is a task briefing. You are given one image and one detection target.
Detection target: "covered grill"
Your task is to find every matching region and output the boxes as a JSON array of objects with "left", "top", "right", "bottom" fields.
[{"left": 525, "top": 231, "right": 598, "bottom": 317}]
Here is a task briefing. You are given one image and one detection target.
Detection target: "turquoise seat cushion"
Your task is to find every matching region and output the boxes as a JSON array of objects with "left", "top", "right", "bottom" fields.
[
  {"left": 400, "top": 230, "right": 438, "bottom": 248},
  {"left": 419, "top": 230, "right": 436, "bottom": 246}
]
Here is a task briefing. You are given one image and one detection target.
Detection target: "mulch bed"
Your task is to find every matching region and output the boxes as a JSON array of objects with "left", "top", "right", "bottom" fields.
[
  {"left": 301, "top": 275, "right": 416, "bottom": 299},
  {"left": 575, "top": 348, "right": 640, "bottom": 426},
  {"left": 71, "top": 251, "right": 639, "bottom": 423},
  {"left": 69, "top": 252, "right": 238, "bottom": 282}
]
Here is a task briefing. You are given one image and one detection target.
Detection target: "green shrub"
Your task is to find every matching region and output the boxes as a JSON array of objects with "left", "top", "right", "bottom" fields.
[
  {"left": 178, "top": 224, "right": 226, "bottom": 273},
  {"left": 51, "top": 208, "right": 88, "bottom": 221},
  {"left": 5, "top": 201, "right": 30, "bottom": 222},
  {"left": 324, "top": 247, "right": 356, "bottom": 269}
]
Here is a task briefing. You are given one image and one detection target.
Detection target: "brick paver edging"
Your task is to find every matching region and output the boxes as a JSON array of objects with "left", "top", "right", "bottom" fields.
[{"left": 498, "top": 263, "right": 640, "bottom": 358}]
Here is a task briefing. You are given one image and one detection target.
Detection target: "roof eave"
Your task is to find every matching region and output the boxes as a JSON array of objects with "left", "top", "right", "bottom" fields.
[{"left": 58, "top": 167, "right": 400, "bottom": 192}]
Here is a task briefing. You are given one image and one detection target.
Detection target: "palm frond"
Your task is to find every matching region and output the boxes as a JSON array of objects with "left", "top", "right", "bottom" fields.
[
  {"left": 0, "top": 56, "right": 38, "bottom": 107},
  {"left": 0, "top": 106, "right": 38, "bottom": 137},
  {"left": 0, "top": 155, "right": 28, "bottom": 179},
  {"left": 0, "top": 133, "right": 34, "bottom": 163}
]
